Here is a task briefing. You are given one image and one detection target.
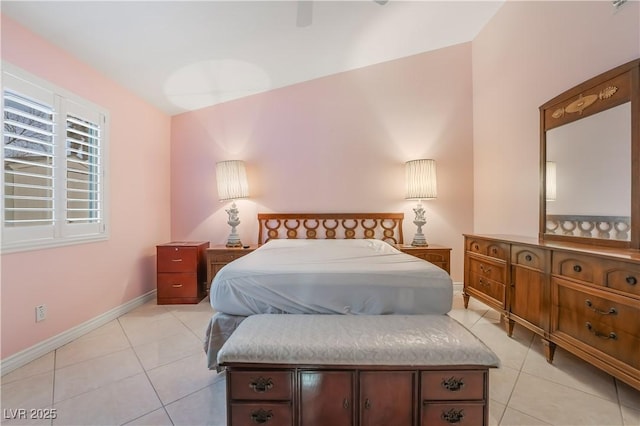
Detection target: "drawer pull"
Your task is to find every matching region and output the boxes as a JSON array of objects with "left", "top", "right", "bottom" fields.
[
  {"left": 441, "top": 376, "right": 465, "bottom": 391},
  {"left": 585, "top": 300, "right": 617, "bottom": 316},
  {"left": 479, "top": 264, "right": 492, "bottom": 274},
  {"left": 525, "top": 254, "right": 532, "bottom": 262},
  {"left": 364, "top": 399, "right": 371, "bottom": 409},
  {"left": 250, "top": 409, "right": 273, "bottom": 424},
  {"left": 441, "top": 408, "right": 465, "bottom": 424},
  {"left": 478, "top": 278, "right": 489, "bottom": 287},
  {"left": 249, "top": 377, "right": 274, "bottom": 393},
  {"left": 585, "top": 322, "right": 617, "bottom": 340},
  {"left": 171, "top": 284, "right": 183, "bottom": 288},
  {"left": 626, "top": 276, "right": 638, "bottom": 285},
  {"left": 473, "top": 244, "right": 479, "bottom": 250},
  {"left": 573, "top": 264, "right": 582, "bottom": 273},
  {"left": 343, "top": 398, "right": 350, "bottom": 409},
  {"left": 491, "top": 248, "right": 498, "bottom": 255},
  {"left": 171, "top": 258, "right": 183, "bottom": 262}
]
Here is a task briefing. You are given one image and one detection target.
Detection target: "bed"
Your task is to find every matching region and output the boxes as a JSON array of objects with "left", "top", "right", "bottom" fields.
[{"left": 205, "top": 212, "right": 453, "bottom": 370}]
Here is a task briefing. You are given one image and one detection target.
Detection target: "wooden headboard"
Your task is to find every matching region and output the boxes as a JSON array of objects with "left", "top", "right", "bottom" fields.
[{"left": 257, "top": 213, "right": 404, "bottom": 245}]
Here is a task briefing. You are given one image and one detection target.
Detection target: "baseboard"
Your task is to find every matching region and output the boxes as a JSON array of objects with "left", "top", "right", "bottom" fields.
[
  {"left": 1, "top": 290, "right": 157, "bottom": 376},
  {"left": 453, "top": 281, "right": 463, "bottom": 294}
]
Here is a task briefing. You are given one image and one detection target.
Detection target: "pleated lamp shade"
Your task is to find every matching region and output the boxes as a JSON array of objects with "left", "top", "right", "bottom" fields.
[
  {"left": 405, "top": 159, "right": 437, "bottom": 200},
  {"left": 216, "top": 160, "right": 249, "bottom": 201}
]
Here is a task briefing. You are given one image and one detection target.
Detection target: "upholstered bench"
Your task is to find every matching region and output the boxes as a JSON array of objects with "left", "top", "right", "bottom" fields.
[{"left": 218, "top": 314, "right": 500, "bottom": 426}]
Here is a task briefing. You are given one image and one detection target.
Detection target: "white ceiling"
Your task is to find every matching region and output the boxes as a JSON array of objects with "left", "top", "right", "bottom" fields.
[{"left": 1, "top": 1, "right": 504, "bottom": 115}]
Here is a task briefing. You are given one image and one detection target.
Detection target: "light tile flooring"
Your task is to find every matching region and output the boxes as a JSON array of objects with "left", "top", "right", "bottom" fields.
[{"left": 1, "top": 293, "right": 639, "bottom": 426}]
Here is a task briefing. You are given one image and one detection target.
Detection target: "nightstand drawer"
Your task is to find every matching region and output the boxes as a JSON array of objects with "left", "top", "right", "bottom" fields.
[
  {"left": 209, "top": 252, "right": 246, "bottom": 263},
  {"left": 157, "top": 246, "right": 198, "bottom": 273},
  {"left": 422, "top": 402, "right": 484, "bottom": 426},
  {"left": 157, "top": 273, "right": 197, "bottom": 298}
]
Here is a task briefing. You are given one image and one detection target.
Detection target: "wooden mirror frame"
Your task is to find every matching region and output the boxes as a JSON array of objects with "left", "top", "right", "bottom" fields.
[{"left": 539, "top": 59, "right": 640, "bottom": 249}]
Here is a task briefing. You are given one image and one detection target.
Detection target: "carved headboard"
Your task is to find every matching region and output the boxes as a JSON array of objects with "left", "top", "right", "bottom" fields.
[{"left": 257, "top": 213, "right": 404, "bottom": 245}]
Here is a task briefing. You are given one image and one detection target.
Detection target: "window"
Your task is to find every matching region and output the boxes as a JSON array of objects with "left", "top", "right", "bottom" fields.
[{"left": 2, "top": 64, "right": 109, "bottom": 252}]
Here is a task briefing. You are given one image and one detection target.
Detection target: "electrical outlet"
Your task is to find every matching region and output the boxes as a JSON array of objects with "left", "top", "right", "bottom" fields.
[{"left": 35, "top": 305, "right": 46, "bottom": 322}]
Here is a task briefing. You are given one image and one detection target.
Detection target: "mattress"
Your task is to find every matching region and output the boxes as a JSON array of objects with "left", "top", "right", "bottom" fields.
[{"left": 209, "top": 238, "right": 453, "bottom": 316}]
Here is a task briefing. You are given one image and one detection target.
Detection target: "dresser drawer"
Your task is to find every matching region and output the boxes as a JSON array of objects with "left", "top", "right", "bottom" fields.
[
  {"left": 230, "top": 402, "right": 293, "bottom": 426},
  {"left": 468, "top": 272, "right": 506, "bottom": 305},
  {"left": 552, "top": 252, "right": 598, "bottom": 283},
  {"left": 157, "top": 273, "right": 197, "bottom": 298},
  {"left": 421, "top": 370, "right": 484, "bottom": 401},
  {"left": 601, "top": 260, "right": 640, "bottom": 297},
  {"left": 554, "top": 279, "right": 640, "bottom": 369},
  {"left": 512, "top": 245, "right": 547, "bottom": 272},
  {"left": 157, "top": 246, "right": 198, "bottom": 273},
  {"left": 229, "top": 370, "right": 293, "bottom": 401},
  {"left": 466, "top": 238, "right": 508, "bottom": 260},
  {"left": 421, "top": 402, "right": 485, "bottom": 426},
  {"left": 467, "top": 256, "right": 506, "bottom": 283}
]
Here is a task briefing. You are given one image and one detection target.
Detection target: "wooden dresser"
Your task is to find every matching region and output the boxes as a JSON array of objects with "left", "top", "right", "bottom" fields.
[
  {"left": 156, "top": 241, "right": 209, "bottom": 304},
  {"left": 463, "top": 234, "right": 640, "bottom": 390}
]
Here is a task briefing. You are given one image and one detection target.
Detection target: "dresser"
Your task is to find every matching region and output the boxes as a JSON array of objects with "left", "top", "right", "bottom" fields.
[
  {"left": 156, "top": 241, "right": 209, "bottom": 304},
  {"left": 463, "top": 234, "right": 640, "bottom": 390},
  {"left": 395, "top": 244, "right": 451, "bottom": 274}
]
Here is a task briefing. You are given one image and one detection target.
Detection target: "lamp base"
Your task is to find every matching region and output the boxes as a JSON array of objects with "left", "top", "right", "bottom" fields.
[
  {"left": 226, "top": 240, "right": 243, "bottom": 248},
  {"left": 411, "top": 232, "right": 429, "bottom": 247}
]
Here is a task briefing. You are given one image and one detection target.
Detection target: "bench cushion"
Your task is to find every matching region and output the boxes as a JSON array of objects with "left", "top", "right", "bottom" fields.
[{"left": 217, "top": 314, "right": 500, "bottom": 367}]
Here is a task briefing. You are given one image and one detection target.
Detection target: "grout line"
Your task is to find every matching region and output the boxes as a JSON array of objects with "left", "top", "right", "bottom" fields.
[{"left": 116, "top": 316, "right": 175, "bottom": 426}]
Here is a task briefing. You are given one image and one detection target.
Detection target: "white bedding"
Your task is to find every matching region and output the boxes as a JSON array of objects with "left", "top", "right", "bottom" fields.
[{"left": 209, "top": 239, "right": 453, "bottom": 316}]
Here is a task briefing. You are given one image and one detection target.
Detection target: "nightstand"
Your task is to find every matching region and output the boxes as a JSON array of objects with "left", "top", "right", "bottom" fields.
[
  {"left": 206, "top": 244, "right": 258, "bottom": 290},
  {"left": 395, "top": 244, "right": 451, "bottom": 274},
  {"left": 156, "top": 241, "right": 209, "bottom": 304}
]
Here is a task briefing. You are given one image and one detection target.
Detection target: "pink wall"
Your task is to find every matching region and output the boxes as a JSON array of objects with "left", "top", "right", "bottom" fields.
[
  {"left": 171, "top": 43, "right": 475, "bottom": 281},
  {"left": 1, "top": 16, "right": 171, "bottom": 359},
  {"left": 472, "top": 0, "right": 640, "bottom": 236}
]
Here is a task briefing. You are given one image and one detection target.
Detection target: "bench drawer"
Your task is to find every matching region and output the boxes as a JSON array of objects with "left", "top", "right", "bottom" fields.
[
  {"left": 229, "top": 371, "right": 293, "bottom": 401},
  {"left": 422, "top": 402, "right": 485, "bottom": 426},
  {"left": 230, "top": 402, "right": 293, "bottom": 426},
  {"left": 421, "top": 370, "right": 485, "bottom": 400}
]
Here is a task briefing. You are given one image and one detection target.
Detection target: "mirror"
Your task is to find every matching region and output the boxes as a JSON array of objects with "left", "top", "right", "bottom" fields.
[{"left": 540, "top": 59, "right": 639, "bottom": 249}]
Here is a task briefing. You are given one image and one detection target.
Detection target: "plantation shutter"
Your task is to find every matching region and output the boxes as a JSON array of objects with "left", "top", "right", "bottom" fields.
[
  {"left": 2, "top": 75, "right": 57, "bottom": 244},
  {"left": 2, "top": 65, "right": 109, "bottom": 252},
  {"left": 63, "top": 100, "right": 104, "bottom": 237}
]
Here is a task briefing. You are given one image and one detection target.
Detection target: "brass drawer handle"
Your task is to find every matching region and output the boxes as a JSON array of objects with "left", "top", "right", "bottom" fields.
[
  {"left": 573, "top": 264, "right": 582, "bottom": 273},
  {"left": 440, "top": 408, "right": 465, "bottom": 424},
  {"left": 478, "top": 278, "right": 489, "bottom": 287},
  {"left": 479, "top": 264, "right": 492, "bottom": 274},
  {"left": 525, "top": 254, "right": 533, "bottom": 262},
  {"left": 171, "top": 258, "right": 183, "bottom": 262},
  {"left": 626, "top": 276, "right": 638, "bottom": 285},
  {"left": 585, "top": 299, "right": 617, "bottom": 315},
  {"left": 250, "top": 409, "right": 273, "bottom": 424},
  {"left": 585, "top": 322, "right": 617, "bottom": 340},
  {"left": 249, "top": 377, "right": 274, "bottom": 393},
  {"left": 441, "top": 376, "right": 465, "bottom": 391},
  {"left": 171, "top": 284, "right": 183, "bottom": 288}
]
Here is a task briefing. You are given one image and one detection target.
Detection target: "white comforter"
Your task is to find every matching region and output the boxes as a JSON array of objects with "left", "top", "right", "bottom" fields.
[{"left": 209, "top": 239, "right": 453, "bottom": 316}]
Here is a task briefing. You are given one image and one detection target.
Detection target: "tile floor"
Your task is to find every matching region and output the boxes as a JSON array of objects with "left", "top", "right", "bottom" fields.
[{"left": 1, "top": 293, "right": 638, "bottom": 426}]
